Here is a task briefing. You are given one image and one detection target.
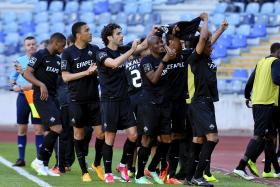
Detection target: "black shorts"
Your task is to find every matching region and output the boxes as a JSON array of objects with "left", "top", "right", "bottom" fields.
[
  {"left": 16, "top": 93, "right": 41, "bottom": 125},
  {"left": 188, "top": 100, "right": 218, "bottom": 137},
  {"left": 272, "top": 106, "right": 280, "bottom": 130},
  {"left": 69, "top": 101, "right": 101, "bottom": 128},
  {"left": 130, "top": 92, "right": 144, "bottom": 135},
  {"left": 34, "top": 95, "right": 61, "bottom": 127},
  {"left": 101, "top": 99, "right": 136, "bottom": 132},
  {"left": 185, "top": 103, "right": 193, "bottom": 138},
  {"left": 140, "top": 102, "right": 171, "bottom": 136},
  {"left": 253, "top": 104, "right": 276, "bottom": 136},
  {"left": 170, "top": 100, "right": 187, "bottom": 133}
]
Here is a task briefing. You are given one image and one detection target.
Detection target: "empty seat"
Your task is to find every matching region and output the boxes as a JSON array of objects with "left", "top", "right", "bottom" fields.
[
  {"left": 34, "top": 12, "right": 49, "bottom": 23},
  {"left": 241, "top": 14, "right": 255, "bottom": 25},
  {"left": 233, "top": 69, "right": 248, "bottom": 79},
  {"left": 37, "top": 33, "right": 50, "bottom": 43},
  {"left": 50, "top": 22, "right": 65, "bottom": 33},
  {"left": 0, "top": 32, "right": 4, "bottom": 42},
  {"left": 50, "top": 12, "right": 64, "bottom": 23},
  {"left": 227, "top": 13, "right": 240, "bottom": 26},
  {"left": 114, "top": 12, "right": 127, "bottom": 24},
  {"left": 2, "top": 12, "right": 17, "bottom": 24},
  {"left": 213, "top": 2, "right": 228, "bottom": 13},
  {"left": 138, "top": 1, "right": 152, "bottom": 14},
  {"left": 33, "top": 1, "right": 48, "bottom": 13},
  {"left": 79, "top": 12, "right": 95, "bottom": 24},
  {"left": 254, "top": 14, "right": 269, "bottom": 26},
  {"left": 124, "top": 3, "right": 138, "bottom": 14},
  {"left": 94, "top": 0, "right": 109, "bottom": 15},
  {"left": 49, "top": 1, "right": 64, "bottom": 12},
  {"left": 4, "top": 22, "right": 18, "bottom": 33},
  {"left": 35, "top": 22, "right": 49, "bottom": 35},
  {"left": 260, "top": 2, "right": 274, "bottom": 14},
  {"left": 212, "top": 14, "right": 225, "bottom": 26},
  {"left": 217, "top": 35, "right": 232, "bottom": 48},
  {"left": 65, "top": 1, "right": 79, "bottom": 14},
  {"left": 236, "top": 24, "right": 251, "bottom": 36},
  {"left": 80, "top": 1, "right": 94, "bottom": 12},
  {"left": 245, "top": 2, "right": 260, "bottom": 14},
  {"left": 249, "top": 24, "right": 266, "bottom": 38},
  {"left": 17, "top": 12, "right": 33, "bottom": 24},
  {"left": 4, "top": 33, "right": 20, "bottom": 45},
  {"left": 20, "top": 22, "right": 35, "bottom": 36},
  {"left": 109, "top": 1, "right": 123, "bottom": 14},
  {"left": 229, "top": 34, "right": 247, "bottom": 49},
  {"left": 211, "top": 44, "right": 227, "bottom": 59}
]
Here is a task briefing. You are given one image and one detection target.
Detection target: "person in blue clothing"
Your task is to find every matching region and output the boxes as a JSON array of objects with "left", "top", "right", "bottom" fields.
[{"left": 10, "top": 36, "right": 43, "bottom": 167}]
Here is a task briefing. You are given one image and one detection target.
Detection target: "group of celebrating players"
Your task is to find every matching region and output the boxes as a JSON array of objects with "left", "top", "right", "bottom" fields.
[{"left": 11, "top": 12, "right": 229, "bottom": 187}]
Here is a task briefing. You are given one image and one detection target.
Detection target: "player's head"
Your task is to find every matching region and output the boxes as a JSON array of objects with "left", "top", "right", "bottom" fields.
[
  {"left": 101, "top": 23, "right": 123, "bottom": 47},
  {"left": 23, "top": 36, "right": 36, "bottom": 56},
  {"left": 166, "top": 34, "right": 182, "bottom": 54},
  {"left": 49, "top": 32, "right": 66, "bottom": 54},
  {"left": 38, "top": 39, "right": 49, "bottom": 50},
  {"left": 66, "top": 34, "right": 75, "bottom": 47},
  {"left": 270, "top": 42, "right": 280, "bottom": 58},
  {"left": 72, "top": 21, "right": 92, "bottom": 43},
  {"left": 147, "top": 35, "right": 165, "bottom": 55}
]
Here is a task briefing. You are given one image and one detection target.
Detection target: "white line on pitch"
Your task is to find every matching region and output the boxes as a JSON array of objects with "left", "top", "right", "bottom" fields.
[{"left": 0, "top": 156, "right": 52, "bottom": 187}]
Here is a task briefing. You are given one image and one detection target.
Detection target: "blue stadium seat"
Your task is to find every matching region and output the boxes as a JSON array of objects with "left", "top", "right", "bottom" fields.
[
  {"left": 150, "top": 12, "right": 161, "bottom": 24},
  {"left": 124, "top": 34, "right": 138, "bottom": 44},
  {"left": 10, "top": 0, "right": 24, "bottom": 3},
  {"left": 33, "top": 1, "right": 48, "bottom": 13},
  {"left": 249, "top": 24, "right": 266, "bottom": 38},
  {"left": 37, "top": 33, "right": 50, "bottom": 43},
  {"left": 80, "top": 1, "right": 94, "bottom": 12},
  {"left": 227, "top": 13, "right": 240, "bottom": 26},
  {"left": 245, "top": 2, "right": 260, "bottom": 14},
  {"left": 127, "top": 14, "right": 139, "bottom": 26},
  {"left": 213, "top": 2, "right": 228, "bottom": 13},
  {"left": 65, "top": 13, "right": 78, "bottom": 24},
  {"left": 236, "top": 24, "right": 251, "bottom": 37},
  {"left": 119, "top": 23, "right": 127, "bottom": 34},
  {"left": 166, "top": 0, "right": 180, "bottom": 5},
  {"left": 94, "top": 0, "right": 109, "bottom": 15},
  {"left": 2, "top": 12, "right": 17, "bottom": 24},
  {"left": 17, "top": 12, "right": 33, "bottom": 24},
  {"left": 4, "top": 33, "right": 20, "bottom": 45},
  {"left": 50, "top": 12, "right": 64, "bottom": 24},
  {"left": 50, "top": 22, "right": 65, "bottom": 33},
  {"left": 49, "top": 1, "right": 64, "bottom": 12},
  {"left": 212, "top": 13, "right": 225, "bottom": 26},
  {"left": 217, "top": 35, "right": 232, "bottom": 48},
  {"left": 260, "top": 2, "right": 274, "bottom": 14},
  {"left": 20, "top": 22, "right": 35, "bottom": 36},
  {"left": 109, "top": 1, "right": 123, "bottom": 14},
  {"left": 211, "top": 44, "right": 227, "bottom": 59},
  {"left": 240, "top": 14, "right": 255, "bottom": 25},
  {"left": 254, "top": 14, "right": 269, "bottom": 26},
  {"left": 65, "top": 1, "right": 79, "bottom": 14},
  {"left": 229, "top": 34, "right": 247, "bottom": 49},
  {"left": 0, "top": 32, "right": 4, "bottom": 42},
  {"left": 97, "top": 13, "right": 111, "bottom": 25},
  {"left": 180, "top": 13, "right": 196, "bottom": 21},
  {"left": 35, "top": 23, "right": 49, "bottom": 35},
  {"left": 115, "top": 12, "right": 127, "bottom": 24},
  {"left": 138, "top": 1, "right": 152, "bottom": 14},
  {"left": 153, "top": 0, "right": 167, "bottom": 5},
  {"left": 34, "top": 12, "right": 48, "bottom": 23},
  {"left": 124, "top": 3, "right": 138, "bottom": 14},
  {"left": 79, "top": 12, "right": 95, "bottom": 24},
  {"left": 234, "top": 2, "right": 245, "bottom": 12},
  {"left": 4, "top": 22, "right": 18, "bottom": 33},
  {"left": 233, "top": 69, "right": 248, "bottom": 79}
]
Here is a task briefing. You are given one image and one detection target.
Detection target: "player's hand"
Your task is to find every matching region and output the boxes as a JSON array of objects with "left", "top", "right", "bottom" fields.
[
  {"left": 199, "top": 12, "right": 208, "bottom": 21},
  {"left": 221, "top": 20, "right": 229, "bottom": 31},
  {"left": 87, "top": 64, "right": 97, "bottom": 75},
  {"left": 130, "top": 39, "right": 139, "bottom": 52},
  {"left": 12, "top": 85, "right": 21, "bottom": 92},
  {"left": 14, "top": 63, "right": 24, "bottom": 74},
  {"left": 162, "top": 47, "right": 176, "bottom": 62},
  {"left": 151, "top": 25, "right": 160, "bottom": 35},
  {"left": 39, "top": 84, "right": 48, "bottom": 101},
  {"left": 245, "top": 99, "right": 252, "bottom": 108}
]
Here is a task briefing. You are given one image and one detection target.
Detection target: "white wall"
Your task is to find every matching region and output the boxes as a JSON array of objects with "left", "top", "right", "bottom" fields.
[{"left": 0, "top": 91, "right": 254, "bottom": 131}]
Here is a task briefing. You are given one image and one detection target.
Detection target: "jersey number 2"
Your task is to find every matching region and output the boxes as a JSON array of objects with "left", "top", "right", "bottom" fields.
[{"left": 131, "top": 69, "right": 142, "bottom": 88}]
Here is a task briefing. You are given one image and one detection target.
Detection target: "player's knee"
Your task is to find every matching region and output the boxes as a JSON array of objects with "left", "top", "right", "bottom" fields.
[
  {"left": 33, "top": 125, "right": 43, "bottom": 135},
  {"left": 18, "top": 125, "right": 27, "bottom": 135},
  {"left": 50, "top": 125, "right": 62, "bottom": 134}
]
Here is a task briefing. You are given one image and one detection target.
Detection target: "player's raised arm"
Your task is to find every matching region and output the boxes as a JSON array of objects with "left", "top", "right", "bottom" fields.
[
  {"left": 196, "top": 13, "right": 209, "bottom": 55},
  {"left": 211, "top": 20, "right": 228, "bottom": 45}
]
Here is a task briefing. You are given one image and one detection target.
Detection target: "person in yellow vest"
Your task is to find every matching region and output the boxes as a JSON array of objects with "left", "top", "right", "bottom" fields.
[{"left": 234, "top": 43, "right": 280, "bottom": 180}]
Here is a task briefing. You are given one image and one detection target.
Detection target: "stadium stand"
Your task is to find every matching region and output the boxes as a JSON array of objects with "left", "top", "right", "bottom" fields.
[{"left": 0, "top": 0, "right": 279, "bottom": 95}]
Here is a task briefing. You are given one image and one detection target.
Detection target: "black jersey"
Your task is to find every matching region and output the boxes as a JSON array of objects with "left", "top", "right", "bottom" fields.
[
  {"left": 61, "top": 44, "right": 100, "bottom": 103},
  {"left": 125, "top": 56, "right": 142, "bottom": 95},
  {"left": 164, "top": 52, "right": 190, "bottom": 101},
  {"left": 96, "top": 45, "right": 131, "bottom": 101},
  {"left": 140, "top": 54, "right": 169, "bottom": 104},
  {"left": 28, "top": 48, "right": 61, "bottom": 97},
  {"left": 56, "top": 76, "right": 70, "bottom": 107},
  {"left": 188, "top": 50, "right": 218, "bottom": 102}
]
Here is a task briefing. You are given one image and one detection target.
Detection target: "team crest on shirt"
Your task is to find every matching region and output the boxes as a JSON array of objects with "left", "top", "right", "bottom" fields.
[
  {"left": 29, "top": 57, "right": 37, "bottom": 66},
  {"left": 98, "top": 52, "right": 108, "bottom": 61},
  {"left": 88, "top": 50, "right": 93, "bottom": 56},
  {"left": 50, "top": 117, "right": 56, "bottom": 123},
  {"left": 209, "top": 124, "right": 215, "bottom": 130},
  {"left": 143, "top": 63, "right": 153, "bottom": 73},
  {"left": 61, "top": 60, "right": 67, "bottom": 70},
  {"left": 71, "top": 118, "right": 75, "bottom": 124},
  {"left": 144, "top": 126, "right": 149, "bottom": 133},
  {"left": 57, "top": 61, "right": 60, "bottom": 66}
]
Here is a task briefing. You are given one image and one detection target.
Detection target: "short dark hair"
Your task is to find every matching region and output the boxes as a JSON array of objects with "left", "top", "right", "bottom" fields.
[
  {"left": 50, "top": 32, "right": 66, "bottom": 43},
  {"left": 101, "top": 23, "right": 121, "bottom": 46},
  {"left": 40, "top": 39, "right": 49, "bottom": 46},
  {"left": 24, "top": 36, "right": 35, "bottom": 42},
  {"left": 270, "top": 43, "right": 280, "bottom": 53},
  {"left": 72, "top": 21, "right": 87, "bottom": 39}
]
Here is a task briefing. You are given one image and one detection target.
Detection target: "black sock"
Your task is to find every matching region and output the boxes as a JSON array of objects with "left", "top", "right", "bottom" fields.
[
  {"left": 148, "top": 142, "right": 170, "bottom": 172},
  {"left": 236, "top": 138, "right": 263, "bottom": 170},
  {"left": 120, "top": 139, "right": 136, "bottom": 165},
  {"left": 185, "top": 142, "right": 203, "bottom": 181},
  {"left": 264, "top": 139, "right": 275, "bottom": 173},
  {"left": 94, "top": 138, "right": 104, "bottom": 167},
  {"left": 204, "top": 159, "right": 211, "bottom": 177},
  {"left": 74, "top": 139, "right": 88, "bottom": 174},
  {"left": 136, "top": 146, "right": 151, "bottom": 179},
  {"left": 127, "top": 148, "right": 137, "bottom": 171},
  {"left": 103, "top": 143, "right": 113, "bottom": 173},
  {"left": 38, "top": 131, "right": 59, "bottom": 164},
  {"left": 194, "top": 141, "right": 217, "bottom": 179},
  {"left": 250, "top": 139, "right": 265, "bottom": 163},
  {"left": 168, "top": 139, "right": 180, "bottom": 177},
  {"left": 83, "top": 126, "right": 93, "bottom": 157}
]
